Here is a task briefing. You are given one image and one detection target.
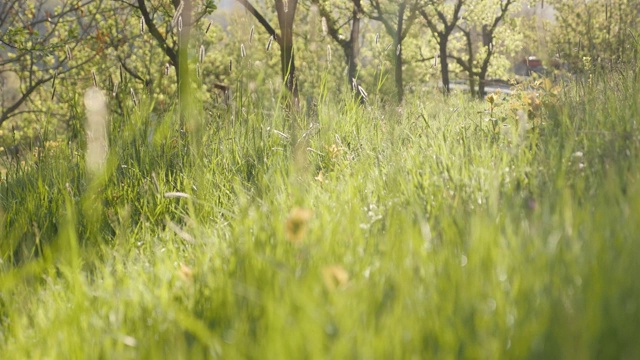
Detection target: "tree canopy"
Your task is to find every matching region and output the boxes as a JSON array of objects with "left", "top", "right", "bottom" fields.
[{"left": 1, "top": 0, "right": 639, "bottom": 145}]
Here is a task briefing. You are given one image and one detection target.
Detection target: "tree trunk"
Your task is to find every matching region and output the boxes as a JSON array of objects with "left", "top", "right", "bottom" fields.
[
  {"left": 395, "top": 49, "right": 404, "bottom": 103},
  {"left": 462, "top": 29, "right": 475, "bottom": 97},
  {"left": 478, "top": 53, "right": 492, "bottom": 99},
  {"left": 176, "top": 0, "right": 192, "bottom": 121},
  {"left": 275, "top": 0, "right": 299, "bottom": 105},
  {"left": 439, "top": 39, "right": 450, "bottom": 94},
  {"left": 280, "top": 43, "right": 297, "bottom": 95},
  {"left": 347, "top": 1, "right": 361, "bottom": 86},
  {"left": 477, "top": 75, "right": 485, "bottom": 99},
  {"left": 469, "top": 76, "right": 476, "bottom": 98},
  {"left": 395, "top": 2, "right": 406, "bottom": 103},
  {"left": 478, "top": 68, "right": 488, "bottom": 99}
]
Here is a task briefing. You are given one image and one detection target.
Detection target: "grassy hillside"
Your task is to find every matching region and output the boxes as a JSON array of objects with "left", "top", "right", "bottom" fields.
[{"left": 1, "top": 68, "right": 640, "bottom": 358}]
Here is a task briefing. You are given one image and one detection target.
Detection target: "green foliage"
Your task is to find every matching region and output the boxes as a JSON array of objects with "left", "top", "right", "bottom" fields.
[
  {"left": 0, "top": 0, "right": 107, "bottom": 145},
  {"left": 3, "top": 0, "right": 638, "bottom": 149},
  {"left": 204, "top": 0, "right": 218, "bottom": 15},
  {"left": 548, "top": 0, "right": 640, "bottom": 72}
]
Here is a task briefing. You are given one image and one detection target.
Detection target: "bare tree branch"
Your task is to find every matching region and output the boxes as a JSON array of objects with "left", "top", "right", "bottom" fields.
[
  {"left": 136, "top": 0, "right": 178, "bottom": 66},
  {"left": 0, "top": 54, "right": 98, "bottom": 127},
  {"left": 235, "top": 0, "right": 280, "bottom": 44}
]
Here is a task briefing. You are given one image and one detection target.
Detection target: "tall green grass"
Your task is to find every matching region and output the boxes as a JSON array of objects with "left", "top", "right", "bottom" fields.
[{"left": 1, "top": 66, "right": 640, "bottom": 358}]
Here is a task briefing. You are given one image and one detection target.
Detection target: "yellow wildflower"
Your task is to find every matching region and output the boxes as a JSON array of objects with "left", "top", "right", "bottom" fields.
[
  {"left": 285, "top": 207, "right": 313, "bottom": 243},
  {"left": 322, "top": 265, "right": 349, "bottom": 290},
  {"left": 486, "top": 93, "right": 496, "bottom": 105}
]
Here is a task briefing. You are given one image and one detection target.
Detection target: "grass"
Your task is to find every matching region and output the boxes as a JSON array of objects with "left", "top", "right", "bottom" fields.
[{"left": 1, "top": 66, "right": 640, "bottom": 358}]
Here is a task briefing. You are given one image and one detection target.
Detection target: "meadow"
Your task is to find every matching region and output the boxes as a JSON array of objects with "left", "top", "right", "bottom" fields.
[{"left": 1, "top": 65, "right": 640, "bottom": 358}]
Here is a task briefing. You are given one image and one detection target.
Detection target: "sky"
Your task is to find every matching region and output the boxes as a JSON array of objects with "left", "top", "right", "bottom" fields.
[{"left": 218, "top": 0, "right": 237, "bottom": 10}]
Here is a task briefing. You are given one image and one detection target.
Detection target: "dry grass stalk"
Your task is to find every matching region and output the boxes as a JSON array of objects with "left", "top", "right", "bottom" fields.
[{"left": 84, "top": 87, "right": 108, "bottom": 174}]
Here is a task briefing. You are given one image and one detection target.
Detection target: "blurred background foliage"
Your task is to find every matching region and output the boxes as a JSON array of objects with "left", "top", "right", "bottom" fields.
[{"left": 0, "top": 0, "right": 639, "bottom": 152}]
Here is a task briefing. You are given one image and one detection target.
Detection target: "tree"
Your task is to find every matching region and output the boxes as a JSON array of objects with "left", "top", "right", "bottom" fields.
[
  {"left": 236, "top": 0, "right": 300, "bottom": 105},
  {"left": 128, "top": 0, "right": 217, "bottom": 117},
  {"left": 418, "top": 0, "right": 464, "bottom": 94},
  {"left": 451, "top": 0, "right": 518, "bottom": 98},
  {"left": 0, "top": 0, "right": 218, "bottom": 130},
  {"left": 366, "top": 0, "right": 419, "bottom": 103},
  {"left": 0, "top": 0, "right": 104, "bottom": 128},
  {"left": 548, "top": 0, "right": 640, "bottom": 73},
  {"left": 312, "top": 0, "right": 365, "bottom": 99}
]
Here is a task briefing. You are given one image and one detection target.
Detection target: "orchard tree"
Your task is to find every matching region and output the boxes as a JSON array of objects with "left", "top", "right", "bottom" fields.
[
  {"left": 451, "top": 0, "right": 519, "bottom": 97},
  {"left": 84, "top": 0, "right": 223, "bottom": 110},
  {"left": 548, "top": 0, "right": 640, "bottom": 72},
  {"left": 365, "top": 0, "right": 420, "bottom": 103},
  {"left": 236, "top": 0, "right": 300, "bottom": 104},
  {"left": 312, "top": 0, "right": 365, "bottom": 99},
  {"left": 126, "top": 0, "right": 217, "bottom": 115},
  {"left": 77, "top": 1, "right": 173, "bottom": 115},
  {"left": 0, "top": 0, "right": 104, "bottom": 128},
  {"left": 418, "top": 0, "right": 464, "bottom": 94}
]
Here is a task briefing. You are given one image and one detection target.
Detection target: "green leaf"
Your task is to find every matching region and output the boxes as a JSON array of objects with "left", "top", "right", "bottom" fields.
[{"left": 204, "top": 0, "right": 217, "bottom": 15}]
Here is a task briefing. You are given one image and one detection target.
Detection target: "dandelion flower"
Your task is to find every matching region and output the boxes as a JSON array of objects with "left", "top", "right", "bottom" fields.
[
  {"left": 285, "top": 207, "right": 313, "bottom": 243},
  {"left": 178, "top": 263, "right": 194, "bottom": 282},
  {"left": 322, "top": 265, "right": 349, "bottom": 290}
]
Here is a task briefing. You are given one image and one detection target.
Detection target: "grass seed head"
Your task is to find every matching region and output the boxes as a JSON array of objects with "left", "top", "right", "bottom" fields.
[
  {"left": 130, "top": 87, "right": 137, "bottom": 107},
  {"left": 172, "top": 0, "right": 184, "bottom": 27},
  {"left": 266, "top": 36, "right": 273, "bottom": 51},
  {"left": 358, "top": 85, "right": 368, "bottom": 101}
]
